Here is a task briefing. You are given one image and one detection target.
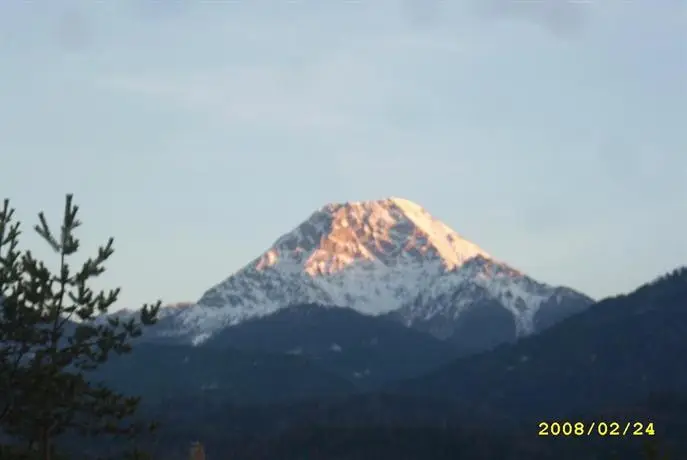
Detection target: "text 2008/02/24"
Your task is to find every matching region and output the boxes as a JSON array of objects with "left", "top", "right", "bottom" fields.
[{"left": 538, "top": 421, "right": 655, "bottom": 437}]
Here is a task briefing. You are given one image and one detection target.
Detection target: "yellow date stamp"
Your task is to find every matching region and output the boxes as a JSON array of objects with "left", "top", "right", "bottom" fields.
[{"left": 538, "top": 421, "right": 655, "bottom": 437}]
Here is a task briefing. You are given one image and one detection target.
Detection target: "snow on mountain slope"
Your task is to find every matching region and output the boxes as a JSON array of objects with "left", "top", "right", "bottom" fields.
[
  {"left": 394, "top": 256, "right": 589, "bottom": 336},
  {"left": 153, "top": 198, "right": 592, "bottom": 344}
]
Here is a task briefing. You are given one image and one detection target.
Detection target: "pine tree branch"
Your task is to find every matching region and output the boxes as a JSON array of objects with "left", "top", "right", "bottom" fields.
[{"left": 0, "top": 195, "right": 161, "bottom": 459}]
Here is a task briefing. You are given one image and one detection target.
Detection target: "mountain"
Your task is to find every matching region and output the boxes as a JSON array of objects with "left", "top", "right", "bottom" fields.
[
  {"left": 70, "top": 268, "right": 687, "bottom": 460},
  {"left": 166, "top": 267, "right": 686, "bottom": 459},
  {"left": 384, "top": 255, "right": 591, "bottom": 354},
  {"left": 393, "top": 266, "right": 687, "bottom": 420},
  {"left": 142, "top": 197, "right": 593, "bottom": 350},
  {"left": 200, "top": 303, "right": 460, "bottom": 389},
  {"left": 91, "top": 342, "right": 357, "bottom": 405}
]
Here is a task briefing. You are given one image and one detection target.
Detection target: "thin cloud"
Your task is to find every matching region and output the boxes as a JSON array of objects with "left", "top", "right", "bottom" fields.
[
  {"left": 400, "top": 0, "right": 445, "bottom": 30},
  {"left": 471, "top": 0, "right": 592, "bottom": 37},
  {"left": 96, "top": 33, "right": 465, "bottom": 133},
  {"left": 399, "top": 0, "right": 593, "bottom": 37},
  {"left": 101, "top": 70, "right": 351, "bottom": 131}
]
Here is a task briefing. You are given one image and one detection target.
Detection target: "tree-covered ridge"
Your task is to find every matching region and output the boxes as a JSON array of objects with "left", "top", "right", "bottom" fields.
[{"left": 389, "top": 261, "right": 687, "bottom": 419}]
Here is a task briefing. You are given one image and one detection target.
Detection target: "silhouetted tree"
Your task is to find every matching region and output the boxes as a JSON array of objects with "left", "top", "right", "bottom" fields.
[{"left": 0, "top": 195, "right": 161, "bottom": 460}]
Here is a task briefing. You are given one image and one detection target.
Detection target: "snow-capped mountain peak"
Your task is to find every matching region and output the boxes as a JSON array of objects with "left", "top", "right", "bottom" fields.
[
  {"left": 144, "top": 198, "right": 592, "bottom": 345},
  {"left": 256, "top": 197, "right": 490, "bottom": 276}
]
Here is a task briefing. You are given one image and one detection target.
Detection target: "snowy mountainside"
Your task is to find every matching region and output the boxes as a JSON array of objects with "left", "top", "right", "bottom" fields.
[
  {"left": 140, "top": 197, "right": 593, "bottom": 345},
  {"left": 395, "top": 256, "right": 589, "bottom": 336},
  {"left": 386, "top": 256, "right": 593, "bottom": 351}
]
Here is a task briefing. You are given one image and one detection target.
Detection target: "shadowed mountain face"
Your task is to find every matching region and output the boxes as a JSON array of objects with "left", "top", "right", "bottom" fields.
[
  {"left": 387, "top": 297, "right": 519, "bottom": 354},
  {"left": 385, "top": 282, "right": 590, "bottom": 355},
  {"left": 200, "top": 303, "right": 461, "bottom": 389}
]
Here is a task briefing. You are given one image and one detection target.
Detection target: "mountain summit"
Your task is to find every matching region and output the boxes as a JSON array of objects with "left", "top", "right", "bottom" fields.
[
  {"left": 150, "top": 198, "right": 593, "bottom": 346},
  {"left": 257, "top": 197, "right": 490, "bottom": 275}
]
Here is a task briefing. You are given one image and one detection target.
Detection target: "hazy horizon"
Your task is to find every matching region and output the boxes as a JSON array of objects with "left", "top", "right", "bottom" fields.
[{"left": 2, "top": 1, "right": 685, "bottom": 309}]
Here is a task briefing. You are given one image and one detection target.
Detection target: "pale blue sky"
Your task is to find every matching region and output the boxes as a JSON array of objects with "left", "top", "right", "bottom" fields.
[{"left": 1, "top": 1, "right": 685, "bottom": 310}]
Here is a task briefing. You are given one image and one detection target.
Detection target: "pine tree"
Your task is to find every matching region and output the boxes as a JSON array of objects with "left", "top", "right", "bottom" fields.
[{"left": 0, "top": 195, "right": 161, "bottom": 460}]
